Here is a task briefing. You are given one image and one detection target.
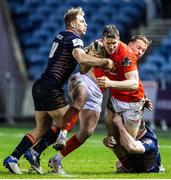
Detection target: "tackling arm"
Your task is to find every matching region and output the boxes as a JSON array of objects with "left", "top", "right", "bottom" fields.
[
  {"left": 79, "top": 42, "right": 102, "bottom": 73},
  {"left": 113, "top": 114, "right": 145, "bottom": 154},
  {"left": 72, "top": 48, "right": 113, "bottom": 68}
]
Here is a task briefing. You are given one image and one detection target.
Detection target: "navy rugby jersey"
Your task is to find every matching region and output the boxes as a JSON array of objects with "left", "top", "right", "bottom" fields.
[
  {"left": 40, "top": 31, "right": 84, "bottom": 88},
  {"left": 128, "top": 125, "right": 161, "bottom": 173}
]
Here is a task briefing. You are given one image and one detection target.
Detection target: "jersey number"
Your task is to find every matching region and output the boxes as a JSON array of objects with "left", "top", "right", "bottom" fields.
[{"left": 49, "top": 42, "right": 59, "bottom": 58}]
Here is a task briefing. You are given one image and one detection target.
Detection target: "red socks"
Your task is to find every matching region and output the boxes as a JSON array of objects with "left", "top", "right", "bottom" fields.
[
  {"left": 63, "top": 106, "right": 79, "bottom": 132},
  {"left": 60, "top": 135, "right": 82, "bottom": 157}
]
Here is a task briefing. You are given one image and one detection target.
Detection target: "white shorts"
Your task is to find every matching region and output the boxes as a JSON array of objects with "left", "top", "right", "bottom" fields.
[
  {"left": 68, "top": 73, "right": 103, "bottom": 113},
  {"left": 108, "top": 95, "right": 145, "bottom": 127}
]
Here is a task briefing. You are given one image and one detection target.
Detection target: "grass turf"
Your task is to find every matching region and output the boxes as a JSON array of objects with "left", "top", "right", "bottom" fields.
[{"left": 0, "top": 125, "right": 171, "bottom": 179}]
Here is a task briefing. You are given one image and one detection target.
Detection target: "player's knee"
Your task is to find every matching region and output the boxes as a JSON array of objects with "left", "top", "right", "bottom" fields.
[
  {"left": 31, "top": 127, "right": 48, "bottom": 140},
  {"left": 77, "top": 129, "right": 93, "bottom": 143},
  {"left": 72, "top": 86, "right": 87, "bottom": 104},
  {"left": 27, "top": 131, "right": 39, "bottom": 144}
]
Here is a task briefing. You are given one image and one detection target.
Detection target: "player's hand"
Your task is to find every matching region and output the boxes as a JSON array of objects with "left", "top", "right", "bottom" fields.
[
  {"left": 97, "top": 76, "right": 112, "bottom": 88},
  {"left": 113, "top": 113, "right": 123, "bottom": 127},
  {"left": 102, "top": 59, "right": 114, "bottom": 71},
  {"left": 103, "top": 136, "right": 117, "bottom": 148},
  {"left": 143, "top": 94, "right": 153, "bottom": 111}
]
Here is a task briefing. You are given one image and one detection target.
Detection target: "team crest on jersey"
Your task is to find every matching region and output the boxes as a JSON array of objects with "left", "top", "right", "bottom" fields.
[
  {"left": 121, "top": 57, "right": 131, "bottom": 67},
  {"left": 72, "top": 38, "right": 84, "bottom": 47}
]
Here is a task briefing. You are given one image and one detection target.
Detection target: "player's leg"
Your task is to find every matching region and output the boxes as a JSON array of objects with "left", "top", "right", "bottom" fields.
[
  {"left": 104, "top": 108, "right": 134, "bottom": 171},
  {"left": 122, "top": 101, "right": 144, "bottom": 138},
  {"left": 49, "top": 109, "right": 100, "bottom": 174},
  {"left": 49, "top": 85, "right": 102, "bottom": 174},
  {"left": 53, "top": 73, "right": 88, "bottom": 150},
  {"left": 3, "top": 111, "right": 52, "bottom": 174},
  {"left": 24, "top": 105, "right": 69, "bottom": 174},
  {"left": 24, "top": 81, "right": 69, "bottom": 174},
  {"left": 104, "top": 109, "right": 128, "bottom": 159}
]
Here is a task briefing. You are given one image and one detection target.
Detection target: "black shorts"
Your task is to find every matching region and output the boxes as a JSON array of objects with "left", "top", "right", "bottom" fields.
[{"left": 32, "top": 80, "right": 69, "bottom": 111}]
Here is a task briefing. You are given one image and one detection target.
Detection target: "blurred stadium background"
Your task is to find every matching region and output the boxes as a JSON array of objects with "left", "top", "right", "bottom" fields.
[{"left": 0, "top": 0, "right": 171, "bottom": 130}]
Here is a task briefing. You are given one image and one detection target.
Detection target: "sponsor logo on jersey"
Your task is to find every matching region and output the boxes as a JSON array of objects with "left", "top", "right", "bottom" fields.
[
  {"left": 122, "top": 57, "right": 131, "bottom": 67},
  {"left": 57, "top": 34, "right": 63, "bottom": 40},
  {"left": 72, "top": 38, "right": 84, "bottom": 47},
  {"left": 142, "top": 138, "right": 152, "bottom": 145}
]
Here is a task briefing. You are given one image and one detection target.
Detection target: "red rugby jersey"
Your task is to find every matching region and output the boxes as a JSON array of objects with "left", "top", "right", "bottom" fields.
[{"left": 94, "top": 41, "right": 144, "bottom": 102}]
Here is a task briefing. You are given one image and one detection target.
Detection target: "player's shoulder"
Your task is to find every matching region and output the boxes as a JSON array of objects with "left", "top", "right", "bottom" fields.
[
  {"left": 72, "top": 37, "right": 84, "bottom": 47},
  {"left": 119, "top": 41, "right": 132, "bottom": 55},
  {"left": 119, "top": 41, "right": 136, "bottom": 62},
  {"left": 57, "top": 31, "right": 81, "bottom": 40},
  {"left": 58, "top": 31, "right": 83, "bottom": 47}
]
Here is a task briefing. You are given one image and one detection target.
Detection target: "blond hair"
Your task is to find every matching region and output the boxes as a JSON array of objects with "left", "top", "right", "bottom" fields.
[
  {"left": 64, "top": 7, "right": 85, "bottom": 28},
  {"left": 130, "top": 35, "right": 152, "bottom": 47}
]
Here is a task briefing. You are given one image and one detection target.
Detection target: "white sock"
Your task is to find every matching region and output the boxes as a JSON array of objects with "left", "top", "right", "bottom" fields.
[{"left": 59, "top": 130, "right": 68, "bottom": 138}]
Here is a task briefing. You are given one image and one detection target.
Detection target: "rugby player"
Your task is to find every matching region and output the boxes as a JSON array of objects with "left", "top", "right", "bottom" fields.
[
  {"left": 96, "top": 33, "right": 152, "bottom": 168},
  {"left": 103, "top": 113, "right": 164, "bottom": 173},
  {"left": 3, "top": 7, "right": 113, "bottom": 174}
]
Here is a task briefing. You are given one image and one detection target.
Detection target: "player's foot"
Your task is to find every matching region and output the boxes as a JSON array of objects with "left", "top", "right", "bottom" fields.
[
  {"left": 48, "top": 157, "right": 65, "bottom": 174},
  {"left": 24, "top": 149, "right": 43, "bottom": 174},
  {"left": 115, "top": 160, "right": 131, "bottom": 173},
  {"left": 159, "top": 164, "right": 165, "bottom": 172},
  {"left": 3, "top": 155, "right": 22, "bottom": 174},
  {"left": 53, "top": 134, "right": 66, "bottom": 150}
]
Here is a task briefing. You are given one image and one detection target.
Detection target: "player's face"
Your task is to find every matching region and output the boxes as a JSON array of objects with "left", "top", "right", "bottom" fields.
[
  {"left": 102, "top": 37, "right": 119, "bottom": 55},
  {"left": 74, "top": 14, "right": 87, "bottom": 36},
  {"left": 128, "top": 39, "right": 148, "bottom": 59}
]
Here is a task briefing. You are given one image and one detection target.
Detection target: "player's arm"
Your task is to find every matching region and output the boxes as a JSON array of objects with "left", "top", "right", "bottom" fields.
[
  {"left": 113, "top": 114, "right": 145, "bottom": 154},
  {"left": 97, "top": 70, "right": 139, "bottom": 90},
  {"left": 79, "top": 42, "right": 99, "bottom": 73},
  {"left": 73, "top": 48, "right": 111, "bottom": 68}
]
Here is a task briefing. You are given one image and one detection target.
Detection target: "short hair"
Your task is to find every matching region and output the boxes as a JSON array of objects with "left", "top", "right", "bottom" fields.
[
  {"left": 130, "top": 35, "right": 152, "bottom": 47},
  {"left": 64, "top": 7, "right": 85, "bottom": 28},
  {"left": 102, "top": 25, "right": 119, "bottom": 38}
]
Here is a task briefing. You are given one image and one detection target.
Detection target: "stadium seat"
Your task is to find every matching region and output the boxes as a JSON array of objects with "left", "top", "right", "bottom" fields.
[
  {"left": 7, "top": 0, "right": 147, "bottom": 80},
  {"left": 159, "top": 64, "right": 171, "bottom": 83},
  {"left": 28, "top": 64, "right": 46, "bottom": 80},
  {"left": 116, "top": 14, "right": 135, "bottom": 31},
  {"left": 28, "top": 54, "right": 47, "bottom": 65},
  {"left": 145, "top": 54, "right": 166, "bottom": 68},
  {"left": 139, "top": 63, "right": 158, "bottom": 81}
]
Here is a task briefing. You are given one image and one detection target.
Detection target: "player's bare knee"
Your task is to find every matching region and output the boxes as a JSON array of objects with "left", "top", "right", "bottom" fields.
[{"left": 77, "top": 129, "right": 93, "bottom": 143}]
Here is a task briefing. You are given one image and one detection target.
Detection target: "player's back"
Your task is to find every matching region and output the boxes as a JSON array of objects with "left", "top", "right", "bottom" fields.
[{"left": 39, "top": 31, "right": 83, "bottom": 89}]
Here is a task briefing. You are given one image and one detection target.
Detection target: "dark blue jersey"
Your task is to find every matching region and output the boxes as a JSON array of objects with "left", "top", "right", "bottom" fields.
[
  {"left": 40, "top": 31, "right": 84, "bottom": 89},
  {"left": 128, "top": 126, "right": 161, "bottom": 173}
]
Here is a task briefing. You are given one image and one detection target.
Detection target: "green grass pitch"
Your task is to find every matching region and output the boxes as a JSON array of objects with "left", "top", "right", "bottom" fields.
[{"left": 0, "top": 125, "right": 171, "bottom": 179}]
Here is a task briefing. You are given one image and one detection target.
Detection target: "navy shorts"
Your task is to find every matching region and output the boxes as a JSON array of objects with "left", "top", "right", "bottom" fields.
[{"left": 32, "top": 80, "right": 69, "bottom": 111}]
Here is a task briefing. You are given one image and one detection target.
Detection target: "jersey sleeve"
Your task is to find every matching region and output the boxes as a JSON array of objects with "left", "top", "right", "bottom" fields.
[
  {"left": 71, "top": 37, "right": 84, "bottom": 50},
  {"left": 141, "top": 138, "right": 157, "bottom": 153},
  {"left": 121, "top": 55, "right": 137, "bottom": 74}
]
